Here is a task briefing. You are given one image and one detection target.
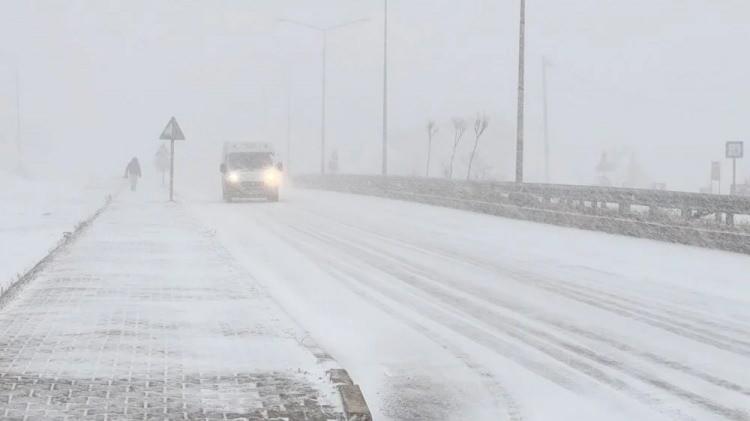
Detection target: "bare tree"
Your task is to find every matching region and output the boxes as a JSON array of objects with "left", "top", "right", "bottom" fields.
[
  {"left": 448, "top": 118, "right": 466, "bottom": 179},
  {"left": 425, "top": 120, "right": 438, "bottom": 177},
  {"left": 467, "top": 114, "right": 489, "bottom": 180}
]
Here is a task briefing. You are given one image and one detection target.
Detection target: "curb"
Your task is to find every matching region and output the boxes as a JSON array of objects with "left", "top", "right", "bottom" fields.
[
  {"left": 0, "top": 193, "right": 114, "bottom": 310},
  {"left": 301, "top": 340, "right": 372, "bottom": 420},
  {"left": 327, "top": 369, "right": 372, "bottom": 421}
]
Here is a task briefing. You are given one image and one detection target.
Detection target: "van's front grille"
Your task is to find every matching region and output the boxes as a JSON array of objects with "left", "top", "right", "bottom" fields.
[{"left": 240, "top": 181, "right": 264, "bottom": 189}]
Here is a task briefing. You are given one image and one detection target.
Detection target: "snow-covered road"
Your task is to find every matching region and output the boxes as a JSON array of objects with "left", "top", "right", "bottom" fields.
[{"left": 188, "top": 187, "right": 750, "bottom": 421}]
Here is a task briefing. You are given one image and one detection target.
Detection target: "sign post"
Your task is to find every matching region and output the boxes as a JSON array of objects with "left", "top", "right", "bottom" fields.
[
  {"left": 155, "top": 144, "right": 170, "bottom": 186},
  {"left": 726, "top": 141, "right": 744, "bottom": 195},
  {"left": 711, "top": 161, "right": 721, "bottom": 194},
  {"left": 159, "top": 117, "right": 185, "bottom": 201}
]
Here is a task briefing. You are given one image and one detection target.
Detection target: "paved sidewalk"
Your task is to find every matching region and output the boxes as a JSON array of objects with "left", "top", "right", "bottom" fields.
[{"left": 0, "top": 191, "right": 343, "bottom": 420}]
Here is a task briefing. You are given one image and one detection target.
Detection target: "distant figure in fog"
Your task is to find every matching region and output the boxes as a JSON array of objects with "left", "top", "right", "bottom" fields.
[{"left": 124, "top": 157, "right": 142, "bottom": 191}]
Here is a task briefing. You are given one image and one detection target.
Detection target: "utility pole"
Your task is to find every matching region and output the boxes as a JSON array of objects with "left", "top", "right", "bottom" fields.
[
  {"left": 278, "top": 18, "right": 369, "bottom": 175},
  {"left": 321, "top": 32, "right": 327, "bottom": 174},
  {"left": 382, "top": 0, "right": 389, "bottom": 176},
  {"left": 515, "top": 0, "right": 526, "bottom": 183},
  {"left": 542, "top": 56, "right": 551, "bottom": 183}
]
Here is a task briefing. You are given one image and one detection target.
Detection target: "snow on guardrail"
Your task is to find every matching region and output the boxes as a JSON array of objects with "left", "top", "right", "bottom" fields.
[{"left": 294, "top": 174, "right": 750, "bottom": 255}]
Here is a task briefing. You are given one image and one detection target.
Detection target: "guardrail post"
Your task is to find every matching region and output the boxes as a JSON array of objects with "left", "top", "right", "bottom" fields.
[
  {"left": 715, "top": 212, "right": 722, "bottom": 224},
  {"left": 682, "top": 208, "right": 691, "bottom": 220},
  {"left": 727, "top": 213, "right": 735, "bottom": 226},
  {"left": 618, "top": 202, "right": 630, "bottom": 215}
]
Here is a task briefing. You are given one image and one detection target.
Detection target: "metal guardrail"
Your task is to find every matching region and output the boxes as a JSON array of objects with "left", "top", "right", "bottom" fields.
[
  {"left": 496, "top": 181, "right": 750, "bottom": 222},
  {"left": 294, "top": 174, "right": 750, "bottom": 254}
]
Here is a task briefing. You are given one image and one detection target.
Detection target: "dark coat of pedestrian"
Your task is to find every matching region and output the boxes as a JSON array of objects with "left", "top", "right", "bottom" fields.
[{"left": 125, "top": 157, "right": 142, "bottom": 191}]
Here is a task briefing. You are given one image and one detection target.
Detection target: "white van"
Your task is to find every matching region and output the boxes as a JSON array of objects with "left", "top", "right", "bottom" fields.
[{"left": 219, "top": 142, "right": 283, "bottom": 202}]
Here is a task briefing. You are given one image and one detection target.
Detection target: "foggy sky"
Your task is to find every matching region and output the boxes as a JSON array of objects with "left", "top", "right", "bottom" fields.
[{"left": 0, "top": 0, "right": 748, "bottom": 191}]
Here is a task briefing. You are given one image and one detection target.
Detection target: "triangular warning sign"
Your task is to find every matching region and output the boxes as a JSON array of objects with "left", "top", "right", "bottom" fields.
[{"left": 159, "top": 116, "right": 185, "bottom": 141}]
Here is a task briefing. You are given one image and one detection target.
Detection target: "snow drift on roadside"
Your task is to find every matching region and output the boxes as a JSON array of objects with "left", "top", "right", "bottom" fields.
[{"left": 0, "top": 173, "right": 121, "bottom": 290}]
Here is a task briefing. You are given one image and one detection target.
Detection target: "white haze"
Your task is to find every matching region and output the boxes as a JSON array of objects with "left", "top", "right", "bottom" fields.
[{"left": 0, "top": 0, "right": 748, "bottom": 191}]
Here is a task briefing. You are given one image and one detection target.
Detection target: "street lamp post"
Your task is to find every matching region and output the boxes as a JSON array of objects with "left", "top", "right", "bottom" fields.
[
  {"left": 515, "top": 0, "right": 526, "bottom": 183},
  {"left": 382, "top": 0, "right": 389, "bottom": 176},
  {"left": 321, "top": 31, "right": 327, "bottom": 174},
  {"left": 542, "top": 56, "right": 551, "bottom": 183},
  {"left": 278, "top": 18, "right": 369, "bottom": 175}
]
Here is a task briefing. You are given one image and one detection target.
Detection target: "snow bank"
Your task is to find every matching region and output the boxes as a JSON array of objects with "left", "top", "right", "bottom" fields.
[{"left": 0, "top": 172, "right": 122, "bottom": 290}]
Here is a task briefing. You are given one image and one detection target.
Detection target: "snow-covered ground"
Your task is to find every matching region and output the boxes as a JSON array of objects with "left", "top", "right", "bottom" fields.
[
  {"left": 6, "top": 169, "right": 749, "bottom": 420},
  {"left": 185, "top": 183, "right": 750, "bottom": 421},
  {"left": 0, "top": 182, "right": 343, "bottom": 419},
  {"left": 0, "top": 173, "right": 121, "bottom": 290}
]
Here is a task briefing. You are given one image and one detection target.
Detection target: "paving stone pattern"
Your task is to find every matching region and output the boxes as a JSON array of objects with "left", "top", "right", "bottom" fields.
[{"left": 0, "top": 199, "right": 343, "bottom": 420}]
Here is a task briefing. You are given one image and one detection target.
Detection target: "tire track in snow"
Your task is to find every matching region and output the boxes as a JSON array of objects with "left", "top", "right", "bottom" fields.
[
  {"left": 548, "top": 266, "right": 750, "bottom": 339},
  {"left": 287, "top": 223, "right": 747, "bottom": 421},
  {"left": 259, "top": 220, "right": 524, "bottom": 421},
  {"left": 259, "top": 212, "right": 581, "bottom": 390},
  {"left": 292, "top": 205, "right": 750, "bottom": 358},
  {"left": 446, "top": 256, "right": 750, "bottom": 358},
  {"left": 269, "top": 208, "right": 749, "bottom": 421},
  {"left": 293, "top": 198, "right": 750, "bottom": 336},
  {"left": 527, "top": 280, "right": 750, "bottom": 357},
  {"left": 267, "top": 217, "right": 703, "bottom": 421},
  {"left": 329, "top": 227, "right": 750, "bottom": 401}
]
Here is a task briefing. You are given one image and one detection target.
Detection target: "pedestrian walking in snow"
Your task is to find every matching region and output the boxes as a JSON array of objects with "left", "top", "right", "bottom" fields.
[{"left": 124, "top": 157, "right": 142, "bottom": 191}]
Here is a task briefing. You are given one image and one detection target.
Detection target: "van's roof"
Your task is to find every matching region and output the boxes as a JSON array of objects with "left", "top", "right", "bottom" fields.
[{"left": 223, "top": 142, "right": 274, "bottom": 154}]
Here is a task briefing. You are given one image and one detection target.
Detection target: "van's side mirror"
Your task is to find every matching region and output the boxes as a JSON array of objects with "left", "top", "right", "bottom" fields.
[
  {"left": 276, "top": 162, "right": 284, "bottom": 172},
  {"left": 220, "top": 163, "right": 227, "bottom": 174}
]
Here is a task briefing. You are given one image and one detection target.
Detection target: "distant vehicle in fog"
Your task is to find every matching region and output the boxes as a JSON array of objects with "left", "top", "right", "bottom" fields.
[{"left": 219, "top": 142, "right": 283, "bottom": 202}]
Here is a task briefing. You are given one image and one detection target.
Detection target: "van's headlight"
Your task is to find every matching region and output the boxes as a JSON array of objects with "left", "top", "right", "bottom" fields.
[
  {"left": 226, "top": 171, "right": 240, "bottom": 184},
  {"left": 263, "top": 168, "right": 281, "bottom": 186}
]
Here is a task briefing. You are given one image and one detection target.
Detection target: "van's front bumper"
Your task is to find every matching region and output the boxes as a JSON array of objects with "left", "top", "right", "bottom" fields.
[{"left": 223, "top": 181, "right": 276, "bottom": 198}]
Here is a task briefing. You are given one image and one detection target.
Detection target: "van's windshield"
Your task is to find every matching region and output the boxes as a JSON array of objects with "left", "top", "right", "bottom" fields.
[{"left": 226, "top": 152, "right": 272, "bottom": 170}]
